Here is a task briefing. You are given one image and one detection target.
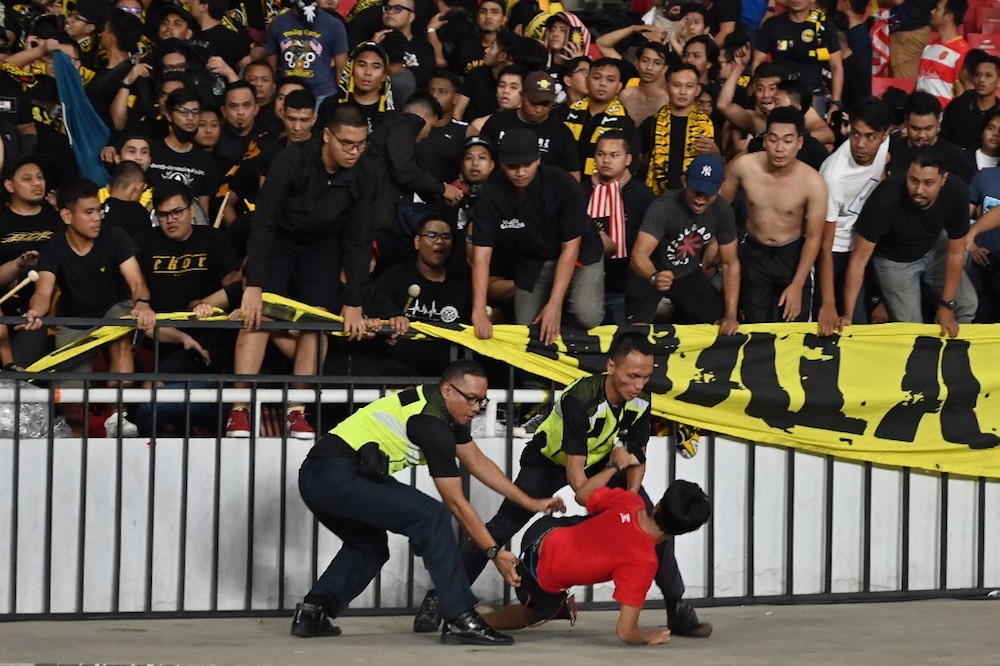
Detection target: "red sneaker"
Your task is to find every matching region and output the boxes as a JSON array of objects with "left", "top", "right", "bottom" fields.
[
  {"left": 286, "top": 410, "right": 315, "bottom": 440},
  {"left": 226, "top": 407, "right": 252, "bottom": 438}
]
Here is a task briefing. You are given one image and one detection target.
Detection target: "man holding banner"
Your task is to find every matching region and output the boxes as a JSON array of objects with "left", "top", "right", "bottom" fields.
[{"left": 414, "top": 331, "right": 712, "bottom": 639}]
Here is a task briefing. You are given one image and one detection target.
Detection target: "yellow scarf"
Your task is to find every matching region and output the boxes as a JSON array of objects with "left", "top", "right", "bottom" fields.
[
  {"left": 564, "top": 97, "right": 629, "bottom": 175},
  {"left": 645, "top": 103, "right": 714, "bottom": 196}
]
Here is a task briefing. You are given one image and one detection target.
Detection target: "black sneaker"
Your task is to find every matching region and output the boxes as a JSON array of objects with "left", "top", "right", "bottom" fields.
[
  {"left": 290, "top": 602, "right": 342, "bottom": 638},
  {"left": 413, "top": 590, "right": 442, "bottom": 633},
  {"left": 667, "top": 600, "right": 713, "bottom": 638},
  {"left": 440, "top": 610, "right": 514, "bottom": 645}
]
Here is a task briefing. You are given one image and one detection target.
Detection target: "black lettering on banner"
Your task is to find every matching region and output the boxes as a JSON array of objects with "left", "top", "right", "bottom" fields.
[
  {"left": 647, "top": 325, "right": 680, "bottom": 394},
  {"left": 940, "top": 339, "right": 1000, "bottom": 449},
  {"left": 796, "top": 333, "right": 866, "bottom": 435},
  {"left": 676, "top": 333, "right": 745, "bottom": 407},
  {"left": 875, "top": 336, "right": 942, "bottom": 442},
  {"left": 561, "top": 329, "right": 606, "bottom": 374},
  {"left": 742, "top": 332, "right": 796, "bottom": 430}
]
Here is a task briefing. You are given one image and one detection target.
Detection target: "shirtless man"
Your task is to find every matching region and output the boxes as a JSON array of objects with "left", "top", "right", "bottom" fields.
[
  {"left": 718, "top": 55, "right": 834, "bottom": 150},
  {"left": 720, "top": 106, "right": 829, "bottom": 322},
  {"left": 619, "top": 42, "right": 670, "bottom": 126}
]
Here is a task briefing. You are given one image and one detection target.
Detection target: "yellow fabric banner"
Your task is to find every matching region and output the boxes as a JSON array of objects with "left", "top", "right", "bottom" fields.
[{"left": 413, "top": 320, "right": 1000, "bottom": 479}]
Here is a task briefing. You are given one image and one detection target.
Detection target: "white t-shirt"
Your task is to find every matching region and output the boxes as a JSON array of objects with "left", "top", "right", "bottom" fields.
[{"left": 819, "top": 137, "right": 890, "bottom": 253}]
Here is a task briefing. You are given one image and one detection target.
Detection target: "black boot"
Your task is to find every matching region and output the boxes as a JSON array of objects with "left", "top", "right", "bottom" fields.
[
  {"left": 440, "top": 610, "right": 514, "bottom": 645},
  {"left": 290, "top": 602, "right": 342, "bottom": 638},
  {"left": 413, "top": 589, "right": 442, "bottom": 633},
  {"left": 667, "top": 600, "right": 713, "bottom": 637}
]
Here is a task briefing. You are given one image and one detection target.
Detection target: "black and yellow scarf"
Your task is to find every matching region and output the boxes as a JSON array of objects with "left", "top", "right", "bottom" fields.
[
  {"left": 645, "top": 103, "right": 714, "bottom": 196},
  {"left": 564, "top": 97, "right": 630, "bottom": 175}
]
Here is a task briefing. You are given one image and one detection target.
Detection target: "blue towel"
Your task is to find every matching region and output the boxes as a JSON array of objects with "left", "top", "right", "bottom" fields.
[{"left": 52, "top": 50, "right": 110, "bottom": 185}]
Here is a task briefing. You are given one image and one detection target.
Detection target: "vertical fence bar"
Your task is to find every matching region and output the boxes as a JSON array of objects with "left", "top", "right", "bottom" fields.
[
  {"left": 8, "top": 380, "right": 21, "bottom": 613},
  {"left": 245, "top": 380, "right": 259, "bottom": 611},
  {"left": 75, "top": 398, "right": 89, "bottom": 613},
  {"left": 746, "top": 442, "right": 755, "bottom": 599},
  {"left": 901, "top": 468, "right": 911, "bottom": 591},
  {"left": 977, "top": 477, "right": 986, "bottom": 589},
  {"left": 177, "top": 380, "right": 191, "bottom": 612},
  {"left": 210, "top": 379, "right": 223, "bottom": 611},
  {"left": 112, "top": 379, "right": 123, "bottom": 613},
  {"left": 823, "top": 455, "right": 833, "bottom": 595},
  {"left": 42, "top": 383, "right": 55, "bottom": 613},
  {"left": 862, "top": 462, "right": 872, "bottom": 593},
  {"left": 939, "top": 473, "right": 948, "bottom": 590},
  {"left": 705, "top": 434, "right": 715, "bottom": 599},
  {"left": 144, "top": 378, "right": 157, "bottom": 612},
  {"left": 785, "top": 448, "right": 795, "bottom": 597}
]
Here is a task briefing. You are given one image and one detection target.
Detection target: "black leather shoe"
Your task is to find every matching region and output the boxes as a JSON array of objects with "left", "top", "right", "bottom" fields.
[
  {"left": 667, "top": 600, "right": 713, "bottom": 638},
  {"left": 290, "top": 602, "right": 342, "bottom": 637},
  {"left": 413, "top": 590, "right": 442, "bottom": 633},
  {"left": 440, "top": 610, "right": 514, "bottom": 645}
]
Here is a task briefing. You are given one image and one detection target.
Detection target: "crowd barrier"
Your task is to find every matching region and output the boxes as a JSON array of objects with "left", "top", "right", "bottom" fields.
[{"left": 0, "top": 317, "right": 996, "bottom": 619}]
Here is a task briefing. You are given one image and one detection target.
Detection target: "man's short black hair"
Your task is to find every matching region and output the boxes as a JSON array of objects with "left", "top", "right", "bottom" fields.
[
  {"left": 224, "top": 79, "right": 257, "bottom": 102},
  {"left": 440, "top": 359, "right": 488, "bottom": 386},
  {"left": 777, "top": 78, "right": 812, "bottom": 113},
  {"left": 244, "top": 58, "right": 275, "bottom": 76},
  {"left": 197, "top": 0, "right": 229, "bottom": 21},
  {"left": 911, "top": 144, "right": 949, "bottom": 174},
  {"left": 638, "top": 40, "right": 669, "bottom": 64},
  {"left": 56, "top": 177, "right": 100, "bottom": 211},
  {"left": 684, "top": 35, "right": 720, "bottom": 79},
  {"left": 981, "top": 108, "right": 1000, "bottom": 134},
  {"left": 114, "top": 130, "right": 151, "bottom": 154},
  {"left": 560, "top": 55, "right": 592, "bottom": 80},
  {"left": 596, "top": 129, "right": 631, "bottom": 155},
  {"left": 940, "top": 0, "right": 968, "bottom": 26},
  {"left": 284, "top": 88, "right": 316, "bottom": 112},
  {"left": 403, "top": 91, "right": 443, "bottom": 119},
  {"left": 669, "top": 63, "right": 701, "bottom": 80},
  {"left": 753, "top": 63, "right": 786, "bottom": 83},
  {"left": 654, "top": 480, "right": 711, "bottom": 536},
  {"left": 850, "top": 96, "right": 894, "bottom": 133},
  {"left": 508, "top": 34, "right": 548, "bottom": 72},
  {"left": 325, "top": 103, "right": 368, "bottom": 133},
  {"left": 151, "top": 180, "right": 194, "bottom": 209},
  {"left": 165, "top": 87, "right": 201, "bottom": 113},
  {"left": 108, "top": 160, "right": 145, "bottom": 190},
  {"left": 608, "top": 330, "right": 654, "bottom": 362},
  {"left": 430, "top": 68, "right": 462, "bottom": 91},
  {"left": 106, "top": 9, "right": 143, "bottom": 53},
  {"left": 679, "top": 2, "right": 709, "bottom": 21},
  {"left": 590, "top": 57, "right": 623, "bottom": 79},
  {"left": 766, "top": 105, "right": 806, "bottom": 136},
  {"left": 903, "top": 91, "right": 943, "bottom": 119}
]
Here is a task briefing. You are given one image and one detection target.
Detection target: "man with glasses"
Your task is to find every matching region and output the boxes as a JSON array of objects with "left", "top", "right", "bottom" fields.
[
  {"left": 414, "top": 332, "right": 713, "bottom": 640},
  {"left": 146, "top": 88, "right": 219, "bottom": 216},
  {"left": 480, "top": 70, "right": 580, "bottom": 177},
  {"left": 292, "top": 359, "right": 565, "bottom": 644},
  {"left": 226, "top": 104, "right": 377, "bottom": 440},
  {"left": 374, "top": 0, "right": 435, "bottom": 89},
  {"left": 64, "top": 0, "right": 108, "bottom": 69}
]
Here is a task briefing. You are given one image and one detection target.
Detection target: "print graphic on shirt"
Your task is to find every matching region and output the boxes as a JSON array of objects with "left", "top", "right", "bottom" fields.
[
  {"left": 983, "top": 195, "right": 1000, "bottom": 214},
  {"left": 619, "top": 512, "right": 631, "bottom": 523},
  {"left": 151, "top": 253, "right": 210, "bottom": 274},
  {"left": 2, "top": 231, "right": 55, "bottom": 244},
  {"left": 151, "top": 163, "right": 207, "bottom": 187},
  {"left": 665, "top": 224, "right": 713, "bottom": 266},
  {"left": 500, "top": 217, "right": 525, "bottom": 230},
  {"left": 406, "top": 299, "right": 459, "bottom": 323},
  {"left": 846, "top": 177, "right": 881, "bottom": 217},
  {"left": 280, "top": 30, "right": 324, "bottom": 78}
]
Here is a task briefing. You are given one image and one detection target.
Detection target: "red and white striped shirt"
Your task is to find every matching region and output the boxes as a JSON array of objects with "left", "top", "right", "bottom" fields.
[{"left": 916, "top": 37, "right": 970, "bottom": 108}]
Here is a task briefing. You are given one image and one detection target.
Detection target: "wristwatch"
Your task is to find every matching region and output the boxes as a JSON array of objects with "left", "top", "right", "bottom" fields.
[
  {"left": 649, "top": 271, "right": 658, "bottom": 284},
  {"left": 484, "top": 544, "right": 500, "bottom": 560},
  {"left": 939, "top": 298, "right": 957, "bottom": 310}
]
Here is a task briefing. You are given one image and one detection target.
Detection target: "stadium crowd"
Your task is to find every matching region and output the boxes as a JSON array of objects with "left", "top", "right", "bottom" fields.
[{"left": 0, "top": 0, "right": 996, "bottom": 438}]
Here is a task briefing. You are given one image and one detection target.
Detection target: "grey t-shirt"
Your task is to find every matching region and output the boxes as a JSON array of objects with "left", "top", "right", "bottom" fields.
[{"left": 638, "top": 189, "right": 737, "bottom": 278}]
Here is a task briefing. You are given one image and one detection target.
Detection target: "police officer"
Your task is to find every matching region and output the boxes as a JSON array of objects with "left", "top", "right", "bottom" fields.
[{"left": 291, "top": 359, "right": 565, "bottom": 645}]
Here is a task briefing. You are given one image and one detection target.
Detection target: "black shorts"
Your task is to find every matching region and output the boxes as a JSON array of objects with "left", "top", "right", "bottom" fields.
[
  {"left": 259, "top": 234, "right": 345, "bottom": 311},
  {"left": 515, "top": 515, "right": 587, "bottom": 623}
]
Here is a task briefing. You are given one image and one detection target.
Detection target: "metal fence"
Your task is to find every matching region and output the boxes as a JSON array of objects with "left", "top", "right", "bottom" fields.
[{"left": 0, "top": 317, "right": 996, "bottom": 620}]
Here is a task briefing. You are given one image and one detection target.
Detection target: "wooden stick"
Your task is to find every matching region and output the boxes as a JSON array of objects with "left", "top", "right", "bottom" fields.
[
  {"left": 0, "top": 270, "right": 38, "bottom": 306},
  {"left": 213, "top": 191, "right": 231, "bottom": 228}
]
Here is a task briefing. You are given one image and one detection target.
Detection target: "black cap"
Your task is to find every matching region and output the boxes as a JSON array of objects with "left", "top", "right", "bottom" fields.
[
  {"left": 69, "top": 0, "right": 110, "bottom": 27},
  {"left": 2, "top": 153, "right": 50, "bottom": 182},
  {"left": 497, "top": 129, "right": 540, "bottom": 165},
  {"left": 464, "top": 135, "right": 495, "bottom": 159}
]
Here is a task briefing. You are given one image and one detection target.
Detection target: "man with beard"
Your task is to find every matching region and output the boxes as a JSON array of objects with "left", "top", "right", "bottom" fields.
[
  {"left": 146, "top": 88, "right": 219, "bottom": 215},
  {"left": 887, "top": 91, "right": 974, "bottom": 183},
  {"left": 720, "top": 107, "right": 829, "bottom": 323},
  {"left": 629, "top": 154, "right": 740, "bottom": 332},
  {"left": 216, "top": 81, "right": 262, "bottom": 166}
]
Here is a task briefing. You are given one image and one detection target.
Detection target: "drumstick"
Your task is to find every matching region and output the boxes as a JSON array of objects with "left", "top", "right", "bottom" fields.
[
  {"left": 403, "top": 284, "right": 420, "bottom": 314},
  {"left": 213, "top": 191, "right": 231, "bottom": 228},
  {"left": 0, "top": 270, "right": 39, "bottom": 306}
]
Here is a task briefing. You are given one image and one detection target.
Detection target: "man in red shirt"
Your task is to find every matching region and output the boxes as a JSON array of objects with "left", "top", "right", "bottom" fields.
[{"left": 482, "top": 465, "right": 711, "bottom": 646}]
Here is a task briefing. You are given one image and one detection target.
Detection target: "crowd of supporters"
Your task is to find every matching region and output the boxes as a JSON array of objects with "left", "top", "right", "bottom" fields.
[{"left": 0, "top": 0, "right": 996, "bottom": 437}]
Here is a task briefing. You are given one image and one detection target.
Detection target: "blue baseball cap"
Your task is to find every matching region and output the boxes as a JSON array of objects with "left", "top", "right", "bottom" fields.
[{"left": 685, "top": 154, "right": 725, "bottom": 195}]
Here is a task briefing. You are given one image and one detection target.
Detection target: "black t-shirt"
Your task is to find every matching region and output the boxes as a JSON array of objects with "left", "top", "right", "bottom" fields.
[
  {"left": 370, "top": 261, "right": 471, "bottom": 324},
  {"left": 708, "top": 0, "right": 742, "bottom": 33},
  {"left": 855, "top": 173, "right": 969, "bottom": 262},
  {"left": 189, "top": 23, "right": 251, "bottom": 99},
  {"left": 638, "top": 189, "right": 738, "bottom": 278},
  {"left": 461, "top": 66, "right": 498, "bottom": 121},
  {"left": 886, "top": 135, "right": 974, "bottom": 184},
  {"left": 36, "top": 225, "right": 136, "bottom": 317},
  {"left": 473, "top": 165, "right": 602, "bottom": 289},
  {"left": 754, "top": 12, "right": 840, "bottom": 92},
  {"left": 136, "top": 225, "right": 239, "bottom": 312},
  {"left": 640, "top": 114, "right": 691, "bottom": 191},
  {"left": 0, "top": 205, "right": 63, "bottom": 265},
  {"left": 416, "top": 119, "right": 469, "bottom": 183},
  {"left": 148, "top": 139, "right": 221, "bottom": 198},
  {"left": 942, "top": 91, "right": 1000, "bottom": 152},
  {"left": 0, "top": 72, "right": 33, "bottom": 128},
  {"left": 480, "top": 110, "right": 579, "bottom": 172},
  {"left": 102, "top": 197, "right": 151, "bottom": 241}
]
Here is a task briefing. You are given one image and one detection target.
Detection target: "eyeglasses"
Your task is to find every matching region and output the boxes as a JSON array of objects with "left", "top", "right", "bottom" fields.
[
  {"left": 331, "top": 134, "right": 368, "bottom": 153},
  {"left": 418, "top": 232, "right": 453, "bottom": 242},
  {"left": 162, "top": 63, "right": 187, "bottom": 72},
  {"left": 154, "top": 205, "right": 190, "bottom": 221},
  {"left": 173, "top": 106, "right": 201, "bottom": 117},
  {"left": 383, "top": 4, "right": 413, "bottom": 13},
  {"left": 118, "top": 6, "right": 144, "bottom": 14},
  {"left": 448, "top": 383, "right": 489, "bottom": 409}
]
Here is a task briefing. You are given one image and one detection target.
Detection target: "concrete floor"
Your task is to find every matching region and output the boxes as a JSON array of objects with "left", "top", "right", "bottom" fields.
[{"left": 0, "top": 599, "right": 998, "bottom": 665}]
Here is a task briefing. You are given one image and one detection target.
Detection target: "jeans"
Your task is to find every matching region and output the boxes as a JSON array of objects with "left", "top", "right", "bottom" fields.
[
  {"left": 871, "top": 234, "right": 977, "bottom": 324},
  {"left": 514, "top": 259, "right": 605, "bottom": 330},
  {"left": 298, "top": 455, "right": 478, "bottom": 620},
  {"left": 458, "top": 445, "right": 685, "bottom": 602}
]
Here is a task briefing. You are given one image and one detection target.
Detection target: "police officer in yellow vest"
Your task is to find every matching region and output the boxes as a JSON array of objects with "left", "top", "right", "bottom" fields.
[
  {"left": 291, "top": 359, "right": 565, "bottom": 645},
  {"left": 414, "top": 331, "right": 712, "bottom": 638}
]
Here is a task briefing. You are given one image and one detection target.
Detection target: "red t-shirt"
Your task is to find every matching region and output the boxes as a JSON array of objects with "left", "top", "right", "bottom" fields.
[{"left": 535, "top": 487, "right": 658, "bottom": 608}]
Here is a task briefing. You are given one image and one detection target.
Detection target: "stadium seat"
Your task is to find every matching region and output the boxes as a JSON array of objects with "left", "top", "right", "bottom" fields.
[{"left": 872, "top": 76, "right": 916, "bottom": 97}]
